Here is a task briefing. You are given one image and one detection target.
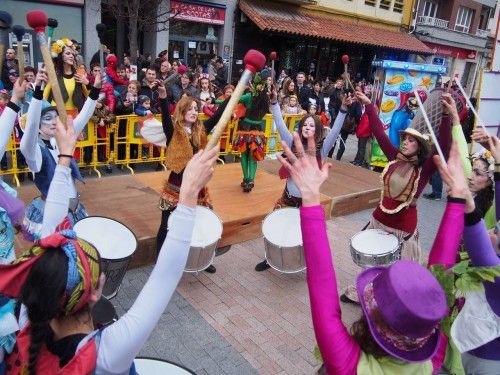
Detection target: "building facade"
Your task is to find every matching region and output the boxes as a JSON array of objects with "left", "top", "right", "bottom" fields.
[{"left": 412, "top": 0, "right": 498, "bottom": 95}]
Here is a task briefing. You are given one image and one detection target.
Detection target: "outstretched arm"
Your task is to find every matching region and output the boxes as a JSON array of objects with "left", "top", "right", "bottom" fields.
[
  {"left": 20, "top": 85, "right": 44, "bottom": 173},
  {"left": 73, "top": 86, "right": 100, "bottom": 135},
  {"left": 363, "top": 101, "right": 399, "bottom": 160},
  {"left": 321, "top": 97, "right": 349, "bottom": 159},
  {"left": 0, "top": 79, "right": 25, "bottom": 159},
  {"left": 203, "top": 96, "right": 230, "bottom": 134},
  {"left": 269, "top": 96, "right": 293, "bottom": 146}
]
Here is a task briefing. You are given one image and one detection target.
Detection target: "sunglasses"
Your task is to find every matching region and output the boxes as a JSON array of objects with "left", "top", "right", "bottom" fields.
[{"left": 9, "top": 72, "right": 19, "bottom": 77}]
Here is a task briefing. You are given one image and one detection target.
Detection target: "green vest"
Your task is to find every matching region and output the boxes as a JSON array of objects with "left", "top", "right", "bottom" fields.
[{"left": 356, "top": 352, "right": 433, "bottom": 375}]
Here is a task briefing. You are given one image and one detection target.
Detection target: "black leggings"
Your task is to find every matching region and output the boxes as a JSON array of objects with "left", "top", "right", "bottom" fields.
[{"left": 156, "top": 208, "right": 174, "bottom": 254}]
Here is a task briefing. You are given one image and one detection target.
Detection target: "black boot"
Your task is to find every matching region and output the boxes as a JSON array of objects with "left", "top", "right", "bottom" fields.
[
  {"left": 255, "top": 260, "right": 270, "bottom": 272},
  {"left": 204, "top": 264, "right": 216, "bottom": 273}
]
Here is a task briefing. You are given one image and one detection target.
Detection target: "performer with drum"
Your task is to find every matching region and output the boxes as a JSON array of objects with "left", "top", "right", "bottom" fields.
[
  {"left": 340, "top": 91, "right": 456, "bottom": 304},
  {"left": 19, "top": 67, "right": 102, "bottom": 241},
  {"left": 279, "top": 131, "right": 468, "bottom": 375},
  {"left": 0, "top": 115, "right": 220, "bottom": 374},
  {"left": 254, "top": 87, "right": 350, "bottom": 272}
]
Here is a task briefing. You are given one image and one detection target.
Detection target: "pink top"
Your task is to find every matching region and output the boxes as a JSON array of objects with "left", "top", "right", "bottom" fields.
[{"left": 300, "top": 200, "right": 464, "bottom": 374}]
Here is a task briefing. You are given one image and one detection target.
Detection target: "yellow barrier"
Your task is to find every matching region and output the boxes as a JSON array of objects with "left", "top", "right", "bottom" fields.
[{"left": 0, "top": 112, "right": 304, "bottom": 181}]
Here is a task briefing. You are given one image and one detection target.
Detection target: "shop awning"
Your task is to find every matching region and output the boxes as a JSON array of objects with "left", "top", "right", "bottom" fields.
[{"left": 239, "top": 0, "right": 432, "bottom": 54}]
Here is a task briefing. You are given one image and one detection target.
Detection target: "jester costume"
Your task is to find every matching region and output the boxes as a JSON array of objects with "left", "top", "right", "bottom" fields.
[{"left": 232, "top": 72, "right": 270, "bottom": 192}]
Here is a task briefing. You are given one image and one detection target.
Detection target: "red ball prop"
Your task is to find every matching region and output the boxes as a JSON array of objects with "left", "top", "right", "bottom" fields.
[
  {"left": 270, "top": 51, "right": 277, "bottom": 61},
  {"left": 178, "top": 65, "right": 188, "bottom": 74},
  {"left": 244, "top": 49, "right": 266, "bottom": 74},
  {"left": 341, "top": 55, "right": 349, "bottom": 65},
  {"left": 26, "top": 10, "right": 48, "bottom": 33}
]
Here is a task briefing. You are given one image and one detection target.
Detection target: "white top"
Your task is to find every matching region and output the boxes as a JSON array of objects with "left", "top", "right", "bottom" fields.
[
  {"left": 271, "top": 102, "right": 346, "bottom": 197},
  {"left": 0, "top": 105, "right": 18, "bottom": 162}
]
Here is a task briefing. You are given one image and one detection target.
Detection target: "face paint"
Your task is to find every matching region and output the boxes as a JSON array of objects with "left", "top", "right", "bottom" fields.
[{"left": 40, "top": 110, "right": 58, "bottom": 138}]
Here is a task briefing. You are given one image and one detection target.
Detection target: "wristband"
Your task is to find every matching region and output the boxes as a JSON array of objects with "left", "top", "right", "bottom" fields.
[{"left": 58, "top": 154, "right": 74, "bottom": 159}]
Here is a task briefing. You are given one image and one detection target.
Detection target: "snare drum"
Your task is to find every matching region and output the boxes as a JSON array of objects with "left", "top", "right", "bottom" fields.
[
  {"left": 74, "top": 216, "right": 137, "bottom": 299},
  {"left": 350, "top": 229, "right": 401, "bottom": 268},
  {"left": 262, "top": 208, "right": 305, "bottom": 273},
  {"left": 134, "top": 357, "right": 196, "bottom": 374},
  {"left": 168, "top": 206, "right": 223, "bottom": 273}
]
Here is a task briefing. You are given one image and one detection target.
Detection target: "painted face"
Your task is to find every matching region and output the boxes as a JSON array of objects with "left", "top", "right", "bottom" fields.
[
  {"left": 469, "top": 159, "right": 492, "bottom": 193},
  {"left": 401, "top": 134, "right": 419, "bottom": 156},
  {"left": 301, "top": 116, "right": 316, "bottom": 139},
  {"left": 8, "top": 69, "right": 18, "bottom": 83},
  {"left": 40, "top": 110, "right": 58, "bottom": 138},
  {"left": 62, "top": 47, "right": 75, "bottom": 66},
  {"left": 184, "top": 101, "right": 198, "bottom": 124}
]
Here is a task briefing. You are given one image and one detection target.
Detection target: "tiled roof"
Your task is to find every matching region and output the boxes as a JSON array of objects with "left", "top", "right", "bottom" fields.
[{"left": 239, "top": 0, "right": 432, "bottom": 54}]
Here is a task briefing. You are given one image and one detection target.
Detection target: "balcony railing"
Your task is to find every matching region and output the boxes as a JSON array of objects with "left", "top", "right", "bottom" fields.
[
  {"left": 418, "top": 16, "right": 449, "bottom": 29},
  {"left": 476, "top": 29, "right": 489, "bottom": 38}
]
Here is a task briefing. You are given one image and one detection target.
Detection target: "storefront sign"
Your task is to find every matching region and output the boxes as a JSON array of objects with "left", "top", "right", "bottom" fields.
[
  {"left": 425, "top": 42, "right": 477, "bottom": 60},
  {"left": 170, "top": 1, "right": 225, "bottom": 26}
]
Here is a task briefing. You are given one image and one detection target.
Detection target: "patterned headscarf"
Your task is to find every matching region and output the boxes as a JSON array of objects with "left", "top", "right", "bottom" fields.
[{"left": 0, "top": 230, "right": 100, "bottom": 316}]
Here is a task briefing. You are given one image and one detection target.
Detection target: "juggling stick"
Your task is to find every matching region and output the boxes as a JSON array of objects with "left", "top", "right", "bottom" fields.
[
  {"left": 453, "top": 79, "right": 488, "bottom": 132},
  {"left": 27, "top": 10, "right": 67, "bottom": 127},
  {"left": 47, "top": 18, "right": 58, "bottom": 46},
  {"left": 0, "top": 11, "right": 13, "bottom": 77},
  {"left": 12, "top": 25, "right": 25, "bottom": 78},
  {"left": 341, "top": 54, "right": 356, "bottom": 92},
  {"left": 270, "top": 51, "right": 277, "bottom": 84},
  {"left": 205, "top": 49, "right": 266, "bottom": 151},
  {"left": 96, "top": 23, "right": 107, "bottom": 73},
  {"left": 413, "top": 89, "right": 446, "bottom": 165}
]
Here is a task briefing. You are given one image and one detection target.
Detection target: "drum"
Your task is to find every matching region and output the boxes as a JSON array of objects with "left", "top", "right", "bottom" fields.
[
  {"left": 74, "top": 216, "right": 137, "bottom": 299},
  {"left": 262, "top": 208, "right": 305, "bottom": 273},
  {"left": 134, "top": 357, "right": 196, "bottom": 374},
  {"left": 350, "top": 229, "right": 401, "bottom": 268},
  {"left": 92, "top": 297, "right": 118, "bottom": 329},
  {"left": 168, "top": 206, "right": 223, "bottom": 273}
]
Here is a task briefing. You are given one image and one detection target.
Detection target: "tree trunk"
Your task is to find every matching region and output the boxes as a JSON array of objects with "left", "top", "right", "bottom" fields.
[{"left": 128, "top": 0, "right": 140, "bottom": 64}]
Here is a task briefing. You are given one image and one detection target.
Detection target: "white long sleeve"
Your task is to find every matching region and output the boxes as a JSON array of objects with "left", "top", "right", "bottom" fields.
[
  {"left": 40, "top": 165, "right": 72, "bottom": 238},
  {"left": 0, "top": 105, "right": 18, "bottom": 160},
  {"left": 19, "top": 94, "right": 43, "bottom": 173},
  {"left": 320, "top": 111, "right": 346, "bottom": 159},
  {"left": 95, "top": 205, "right": 195, "bottom": 374},
  {"left": 270, "top": 102, "right": 293, "bottom": 146},
  {"left": 73, "top": 95, "right": 97, "bottom": 135}
]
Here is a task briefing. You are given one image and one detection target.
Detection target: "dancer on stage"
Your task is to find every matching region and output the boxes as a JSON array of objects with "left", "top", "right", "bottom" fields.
[
  {"left": 340, "top": 90, "right": 454, "bottom": 304},
  {"left": 1, "top": 115, "right": 219, "bottom": 374},
  {"left": 231, "top": 71, "right": 270, "bottom": 192},
  {"left": 142, "top": 80, "right": 229, "bottom": 273},
  {"left": 20, "top": 68, "right": 101, "bottom": 241},
  {"left": 254, "top": 87, "right": 350, "bottom": 271},
  {"left": 281, "top": 132, "right": 467, "bottom": 375}
]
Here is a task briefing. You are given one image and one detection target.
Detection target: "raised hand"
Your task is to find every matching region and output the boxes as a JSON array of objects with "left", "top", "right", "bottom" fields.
[
  {"left": 10, "top": 78, "right": 27, "bottom": 102},
  {"left": 35, "top": 68, "right": 48, "bottom": 87},
  {"left": 472, "top": 128, "right": 491, "bottom": 151},
  {"left": 156, "top": 79, "right": 167, "bottom": 99},
  {"left": 55, "top": 116, "right": 77, "bottom": 167},
  {"left": 355, "top": 90, "right": 371, "bottom": 105},
  {"left": 91, "top": 71, "right": 103, "bottom": 89},
  {"left": 441, "top": 93, "right": 459, "bottom": 122},
  {"left": 488, "top": 135, "right": 500, "bottom": 164},
  {"left": 277, "top": 133, "right": 332, "bottom": 206}
]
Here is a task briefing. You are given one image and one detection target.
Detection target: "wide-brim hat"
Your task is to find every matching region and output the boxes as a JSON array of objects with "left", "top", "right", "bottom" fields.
[
  {"left": 399, "top": 128, "right": 432, "bottom": 156},
  {"left": 356, "top": 260, "right": 447, "bottom": 363}
]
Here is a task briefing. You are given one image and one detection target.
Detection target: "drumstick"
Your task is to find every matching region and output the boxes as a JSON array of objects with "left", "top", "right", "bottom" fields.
[
  {"left": 27, "top": 10, "right": 67, "bottom": 127},
  {"left": 0, "top": 11, "right": 13, "bottom": 76},
  {"left": 341, "top": 55, "right": 356, "bottom": 92},
  {"left": 47, "top": 18, "right": 58, "bottom": 46},
  {"left": 205, "top": 49, "right": 266, "bottom": 151},
  {"left": 452, "top": 79, "right": 488, "bottom": 133},
  {"left": 12, "top": 25, "right": 25, "bottom": 79},
  {"left": 413, "top": 89, "right": 446, "bottom": 165},
  {"left": 96, "top": 23, "right": 107, "bottom": 73},
  {"left": 270, "top": 51, "right": 277, "bottom": 85}
]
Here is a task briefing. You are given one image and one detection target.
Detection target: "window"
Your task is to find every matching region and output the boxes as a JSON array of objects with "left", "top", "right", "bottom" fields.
[
  {"left": 455, "top": 6, "right": 474, "bottom": 33},
  {"left": 365, "top": 0, "right": 376, "bottom": 6},
  {"left": 393, "top": 0, "right": 404, "bottom": 13},
  {"left": 423, "top": 1, "right": 438, "bottom": 18},
  {"left": 380, "top": 0, "right": 391, "bottom": 10}
]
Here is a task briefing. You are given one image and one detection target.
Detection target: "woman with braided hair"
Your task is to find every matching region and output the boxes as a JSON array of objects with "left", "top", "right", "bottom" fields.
[{"left": 1, "top": 115, "right": 219, "bottom": 374}]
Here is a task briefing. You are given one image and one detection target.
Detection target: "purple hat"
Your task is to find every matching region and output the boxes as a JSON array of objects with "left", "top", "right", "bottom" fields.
[{"left": 356, "top": 260, "right": 447, "bottom": 363}]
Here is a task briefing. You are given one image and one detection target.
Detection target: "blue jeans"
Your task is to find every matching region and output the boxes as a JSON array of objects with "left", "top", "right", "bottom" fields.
[{"left": 430, "top": 171, "right": 442, "bottom": 198}]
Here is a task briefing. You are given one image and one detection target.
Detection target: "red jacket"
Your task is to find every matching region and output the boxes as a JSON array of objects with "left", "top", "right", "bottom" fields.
[
  {"left": 105, "top": 55, "right": 129, "bottom": 86},
  {"left": 355, "top": 111, "right": 371, "bottom": 138}
]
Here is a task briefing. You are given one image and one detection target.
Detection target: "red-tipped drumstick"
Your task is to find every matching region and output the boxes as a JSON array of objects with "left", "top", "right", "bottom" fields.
[
  {"left": 12, "top": 25, "right": 25, "bottom": 79},
  {"left": 270, "top": 51, "right": 277, "bottom": 84},
  {"left": 341, "top": 54, "right": 356, "bottom": 92},
  {"left": 205, "top": 49, "right": 266, "bottom": 150},
  {"left": 27, "top": 10, "right": 67, "bottom": 127}
]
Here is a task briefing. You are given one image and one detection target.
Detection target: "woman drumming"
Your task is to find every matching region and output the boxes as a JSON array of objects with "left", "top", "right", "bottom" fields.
[
  {"left": 20, "top": 68, "right": 101, "bottom": 241},
  {"left": 1, "top": 116, "right": 219, "bottom": 374},
  {"left": 254, "top": 88, "right": 349, "bottom": 271},
  {"left": 282, "top": 133, "right": 467, "bottom": 375},
  {"left": 341, "top": 91, "right": 455, "bottom": 304},
  {"left": 146, "top": 80, "right": 229, "bottom": 273}
]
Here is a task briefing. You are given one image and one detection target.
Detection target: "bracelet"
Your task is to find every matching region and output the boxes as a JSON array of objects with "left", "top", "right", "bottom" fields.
[{"left": 58, "top": 154, "right": 74, "bottom": 159}]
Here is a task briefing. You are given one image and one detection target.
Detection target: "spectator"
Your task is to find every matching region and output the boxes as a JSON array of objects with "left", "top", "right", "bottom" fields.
[
  {"left": 115, "top": 80, "right": 140, "bottom": 115},
  {"left": 1, "top": 48, "right": 18, "bottom": 91},
  {"left": 88, "top": 64, "right": 115, "bottom": 113},
  {"left": 90, "top": 95, "right": 115, "bottom": 164},
  {"left": 282, "top": 95, "right": 306, "bottom": 115},
  {"left": 277, "top": 69, "right": 288, "bottom": 89},
  {"left": 105, "top": 54, "right": 129, "bottom": 87},
  {"left": 296, "top": 72, "right": 311, "bottom": 110},
  {"left": 6, "top": 68, "right": 19, "bottom": 93},
  {"left": 208, "top": 54, "right": 217, "bottom": 82},
  {"left": 171, "top": 71, "right": 198, "bottom": 103},
  {"left": 213, "top": 57, "right": 227, "bottom": 90},
  {"left": 114, "top": 65, "right": 129, "bottom": 97},
  {"left": 138, "top": 68, "right": 160, "bottom": 113},
  {"left": 198, "top": 77, "right": 215, "bottom": 110},
  {"left": 89, "top": 44, "right": 110, "bottom": 68},
  {"left": 328, "top": 78, "right": 344, "bottom": 123},
  {"left": 352, "top": 103, "right": 371, "bottom": 168},
  {"left": 135, "top": 95, "right": 152, "bottom": 116},
  {"left": 278, "top": 77, "right": 297, "bottom": 107},
  {"left": 309, "top": 80, "right": 326, "bottom": 113},
  {"left": 157, "top": 59, "right": 170, "bottom": 81},
  {"left": 330, "top": 94, "right": 361, "bottom": 160}
]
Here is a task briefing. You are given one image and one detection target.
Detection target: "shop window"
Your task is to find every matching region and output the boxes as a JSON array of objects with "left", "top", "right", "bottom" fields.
[
  {"left": 380, "top": 0, "right": 391, "bottom": 10},
  {"left": 393, "top": 0, "right": 404, "bottom": 13},
  {"left": 365, "top": 0, "right": 376, "bottom": 7},
  {"left": 422, "top": 1, "right": 438, "bottom": 18},
  {"left": 455, "top": 6, "right": 474, "bottom": 33}
]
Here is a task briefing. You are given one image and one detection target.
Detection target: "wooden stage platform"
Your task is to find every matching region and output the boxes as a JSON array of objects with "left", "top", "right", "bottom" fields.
[{"left": 15, "top": 160, "right": 380, "bottom": 268}]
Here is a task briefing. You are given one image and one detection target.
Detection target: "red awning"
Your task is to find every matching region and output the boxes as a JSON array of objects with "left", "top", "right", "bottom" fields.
[{"left": 239, "top": 0, "right": 431, "bottom": 54}]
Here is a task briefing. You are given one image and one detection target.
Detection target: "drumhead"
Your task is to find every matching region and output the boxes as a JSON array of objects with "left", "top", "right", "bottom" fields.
[
  {"left": 74, "top": 217, "right": 137, "bottom": 260},
  {"left": 168, "top": 206, "right": 223, "bottom": 247},
  {"left": 134, "top": 358, "right": 195, "bottom": 375},
  {"left": 351, "top": 229, "right": 399, "bottom": 255},
  {"left": 262, "top": 208, "right": 302, "bottom": 247}
]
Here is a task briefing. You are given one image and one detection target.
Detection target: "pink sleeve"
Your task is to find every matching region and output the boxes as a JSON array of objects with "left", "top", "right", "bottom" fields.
[
  {"left": 300, "top": 205, "right": 360, "bottom": 375},
  {"left": 427, "top": 200, "right": 465, "bottom": 269}
]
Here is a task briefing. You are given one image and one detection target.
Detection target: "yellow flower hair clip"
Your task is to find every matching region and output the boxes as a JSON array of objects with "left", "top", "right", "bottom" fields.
[{"left": 51, "top": 38, "right": 76, "bottom": 58}]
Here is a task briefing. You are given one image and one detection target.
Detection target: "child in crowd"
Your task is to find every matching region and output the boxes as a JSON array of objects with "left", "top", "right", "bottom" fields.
[
  {"left": 90, "top": 95, "right": 115, "bottom": 163},
  {"left": 135, "top": 95, "right": 152, "bottom": 116},
  {"left": 198, "top": 77, "right": 215, "bottom": 111},
  {"left": 282, "top": 95, "right": 306, "bottom": 115}
]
